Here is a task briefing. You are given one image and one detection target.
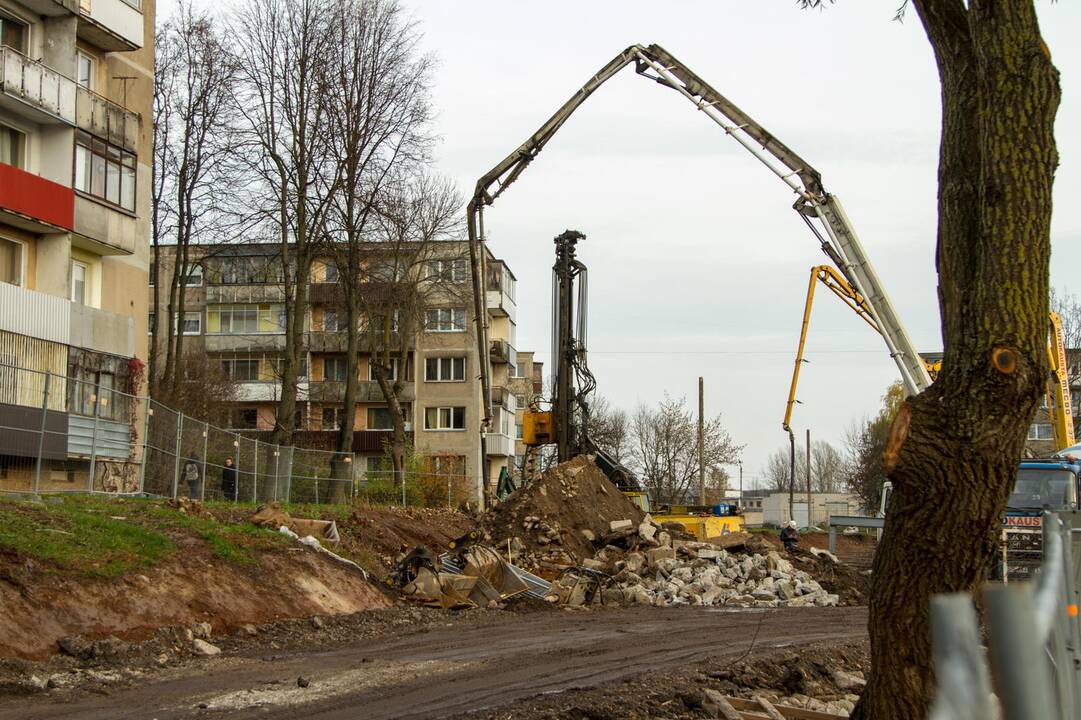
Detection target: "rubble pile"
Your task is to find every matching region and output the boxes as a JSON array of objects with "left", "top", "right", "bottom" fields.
[
  {"left": 479, "top": 456, "right": 644, "bottom": 575},
  {"left": 546, "top": 518, "right": 840, "bottom": 609}
]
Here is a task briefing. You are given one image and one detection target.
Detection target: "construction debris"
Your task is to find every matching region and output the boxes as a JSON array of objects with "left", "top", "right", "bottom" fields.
[
  {"left": 385, "top": 543, "right": 531, "bottom": 609},
  {"left": 545, "top": 529, "right": 840, "bottom": 609},
  {"left": 251, "top": 503, "right": 340, "bottom": 544},
  {"left": 479, "top": 456, "right": 645, "bottom": 575}
]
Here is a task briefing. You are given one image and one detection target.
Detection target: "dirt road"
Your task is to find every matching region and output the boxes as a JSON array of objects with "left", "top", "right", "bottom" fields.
[{"left": 3, "top": 606, "right": 867, "bottom": 720}]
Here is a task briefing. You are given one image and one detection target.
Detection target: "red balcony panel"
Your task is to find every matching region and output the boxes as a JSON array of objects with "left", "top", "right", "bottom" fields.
[{"left": 0, "top": 164, "right": 74, "bottom": 231}]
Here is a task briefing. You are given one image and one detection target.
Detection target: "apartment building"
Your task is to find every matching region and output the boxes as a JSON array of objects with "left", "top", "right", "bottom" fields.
[
  {"left": 506, "top": 349, "right": 543, "bottom": 477},
  {"left": 0, "top": 0, "right": 152, "bottom": 490},
  {"left": 151, "top": 242, "right": 531, "bottom": 500}
]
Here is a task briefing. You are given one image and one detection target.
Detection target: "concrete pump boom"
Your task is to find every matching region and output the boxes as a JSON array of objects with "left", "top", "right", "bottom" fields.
[{"left": 466, "top": 43, "right": 932, "bottom": 496}]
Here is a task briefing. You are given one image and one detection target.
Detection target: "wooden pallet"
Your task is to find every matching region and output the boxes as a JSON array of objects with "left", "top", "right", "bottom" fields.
[{"left": 714, "top": 695, "right": 847, "bottom": 720}]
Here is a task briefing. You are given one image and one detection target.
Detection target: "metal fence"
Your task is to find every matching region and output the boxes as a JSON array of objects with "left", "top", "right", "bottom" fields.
[
  {"left": 0, "top": 361, "right": 470, "bottom": 507},
  {"left": 929, "top": 511, "right": 1081, "bottom": 720}
]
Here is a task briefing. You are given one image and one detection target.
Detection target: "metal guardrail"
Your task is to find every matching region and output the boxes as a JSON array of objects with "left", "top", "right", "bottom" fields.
[{"left": 929, "top": 512, "right": 1081, "bottom": 720}]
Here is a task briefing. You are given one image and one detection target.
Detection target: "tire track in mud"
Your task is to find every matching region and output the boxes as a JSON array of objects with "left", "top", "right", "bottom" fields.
[{"left": 1, "top": 606, "right": 867, "bottom": 720}]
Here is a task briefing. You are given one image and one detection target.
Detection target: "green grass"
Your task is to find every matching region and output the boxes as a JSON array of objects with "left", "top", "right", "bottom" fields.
[{"left": 0, "top": 495, "right": 286, "bottom": 577}]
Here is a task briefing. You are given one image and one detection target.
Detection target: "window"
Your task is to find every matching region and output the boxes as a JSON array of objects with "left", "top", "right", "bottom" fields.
[
  {"left": 323, "top": 356, "right": 347, "bottom": 381},
  {"left": 207, "top": 304, "right": 284, "bottom": 334},
  {"left": 221, "top": 358, "right": 259, "bottom": 382},
  {"left": 118, "top": 0, "right": 141, "bottom": 10},
  {"left": 515, "top": 394, "right": 527, "bottom": 409},
  {"left": 231, "top": 408, "right": 258, "bottom": 429},
  {"left": 429, "top": 455, "right": 465, "bottom": 477},
  {"left": 369, "top": 357, "right": 403, "bottom": 381},
  {"left": 148, "top": 312, "right": 155, "bottom": 334},
  {"left": 515, "top": 423, "right": 524, "bottom": 440},
  {"left": 425, "top": 406, "right": 465, "bottom": 431},
  {"left": 424, "top": 356, "right": 465, "bottom": 382},
  {"left": 323, "top": 262, "right": 338, "bottom": 283},
  {"left": 367, "top": 407, "right": 396, "bottom": 430},
  {"left": 1028, "top": 424, "right": 1054, "bottom": 441},
  {"left": 74, "top": 130, "right": 136, "bottom": 212},
  {"left": 369, "top": 261, "right": 403, "bottom": 282},
  {"left": 0, "top": 12, "right": 28, "bottom": 53},
  {"left": 0, "top": 124, "right": 25, "bottom": 168},
  {"left": 180, "top": 311, "right": 201, "bottom": 335},
  {"left": 70, "top": 369, "right": 120, "bottom": 421},
  {"left": 71, "top": 261, "right": 88, "bottom": 305},
  {"left": 184, "top": 264, "right": 203, "bottom": 287},
  {"left": 322, "top": 406, "right": 344, "bottom": 431},
  {"left": 427, "top": 259, "right": 468, "bottom": 283},
  {"left": 76, "top": 51, "right": 95, "bottom": 90},
  {"left": 322, "top": 309, "right": 339, "bottom": 332},
  {"left": 425, "top": 308, "right": 466, "bottom": 332},
  {"left": 366, "top": 310, "right": 400, "bottom": 333},
  {"left": 0, "top": 237, "right": 23, "bottom": 286},
  {"left": 366, "top": 456, "right": 388, "bottom": 480}
]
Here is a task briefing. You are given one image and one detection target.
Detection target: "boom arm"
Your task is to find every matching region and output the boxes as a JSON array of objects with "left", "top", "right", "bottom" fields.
[
  {"left": 1048, "top": 311, "right": 1075, "bottom": 451},
  {"left": 466, "top": 44, "right": 932, "bottom": 492}
]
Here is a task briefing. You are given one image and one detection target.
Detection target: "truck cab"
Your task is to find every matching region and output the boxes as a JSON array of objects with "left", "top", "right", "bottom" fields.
[{"left": 1008, "top": 460, "right": 1081, "bottom": 516}]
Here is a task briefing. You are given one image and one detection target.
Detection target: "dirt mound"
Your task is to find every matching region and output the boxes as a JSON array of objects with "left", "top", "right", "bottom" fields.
[{"left": 479, "top": 456, "right": 644, "bottom": 572}]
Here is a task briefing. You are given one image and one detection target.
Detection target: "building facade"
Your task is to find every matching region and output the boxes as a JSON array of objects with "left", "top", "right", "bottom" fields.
[
  {"left": 150, "top": 243, "right": 533, "bottom": 500},
  {"left": 0, "top": 0, "right": 152, "bottom": 490},
  {"left": 506, "top": 349, "right": 543, "bottom": 478}
]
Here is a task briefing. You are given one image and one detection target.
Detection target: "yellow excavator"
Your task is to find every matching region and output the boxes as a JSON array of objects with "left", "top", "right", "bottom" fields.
[{"left": 782, "top": 264, "right": 1074, "bottom": 451}]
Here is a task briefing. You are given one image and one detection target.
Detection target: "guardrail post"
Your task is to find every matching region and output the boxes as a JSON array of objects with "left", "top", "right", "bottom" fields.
[
  {"left": 252, "top": 438, "right": 259, "bottom": 503},
  {"left": 985, "top": 583, "right": 1056, "bottom": 719},
  {"left": 33, "top": 371, "right": 52, "bottom": 496},
  {"left": 87, "top": 381, "right": 102, "bottom": 493},
  {"left": 200, "top": 422, "right": 209, "bottom": 502},
  {"left": 136, "top": 402, "right": 152, "bottom": 494}
]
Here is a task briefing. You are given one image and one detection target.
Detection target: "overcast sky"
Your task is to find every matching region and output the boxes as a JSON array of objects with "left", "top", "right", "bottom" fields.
[
  {"left": 393, "top": 0, "right": 1081, "bottom": 489},
  {"left": 160, "top": 0, "right": 1081, "bottom": 489}
]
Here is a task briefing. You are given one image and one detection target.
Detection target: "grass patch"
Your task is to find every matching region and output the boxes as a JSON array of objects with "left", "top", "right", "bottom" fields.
[{"left": 0, "top": 495, "right": 286, "bottom": 576}]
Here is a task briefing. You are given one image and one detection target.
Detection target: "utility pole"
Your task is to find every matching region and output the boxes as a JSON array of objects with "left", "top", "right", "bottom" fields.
[
  {"left": 698, "top": 376, "right": 705, "bottom": 505},
  {"left": 806, "top": 428, "right": 813, "bottom": 529}
]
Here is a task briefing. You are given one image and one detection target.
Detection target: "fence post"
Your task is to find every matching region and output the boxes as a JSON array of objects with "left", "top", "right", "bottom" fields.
[
  {"left": 232, "top": 439, "right": 240, "bottom": 502},
  {"left": 33, "top": 371, "right": 52, "bottom": 496},
  {"left": 927, "top": 593, "right": 993, "bottom": 720},
  {"left": 136, "top": 401, "right": 152, "bottom": 494},
  {"left": 985, "top": 583, "right": 1056, "bottom": 719},
  {"left": 171, "top": 413, "right": 183, "bottom": 499},
  {"left": 87, "top": 380, "right": 102, "bottom": 493},
  {"left": 272, "top": 449, "right": 279, "bottom": 502},
  {"left": 252, "top": 438, "right": 259, "bottom": 503},
  {"left": 200, "top": 422, "right": 209, "bottom": 502}
]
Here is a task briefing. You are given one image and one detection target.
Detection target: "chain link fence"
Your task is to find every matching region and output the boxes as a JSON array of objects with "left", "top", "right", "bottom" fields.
[{"left": 0, "top": 361, "right": 470, "bottom": 508}]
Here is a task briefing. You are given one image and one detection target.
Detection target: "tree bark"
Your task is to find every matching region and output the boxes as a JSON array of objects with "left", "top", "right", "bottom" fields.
[{"left": 852, "top": 2, "right": 1060, "bottom": 717}]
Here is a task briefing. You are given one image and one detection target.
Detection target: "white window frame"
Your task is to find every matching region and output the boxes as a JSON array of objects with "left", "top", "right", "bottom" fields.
[
  {"left": 0, "top": 122, "right": 26, "bottom": 169},
  {"left": 323, "top": 261, "right": 339, "bottom": 283},
  {"left": 425, "top": 406, "right": 465, "bottom": 431},
  {"left": 424, "top": 356, "right": 465, "bottom": 382},
  {"left": 425, "top": 307, "right": 466, "bottom": 332},
  {"left": 515, "top": 393, "right": 527, "bottom": 408},
  {"left": 322, "top": 406, "right": 344, "bottom": 431},
  {"left": 76, "top": 50, "right": 95, "bottom": 90},
  {"left": 1028, "top": 423, "right": 1054, "bottom": 441},
  {"left": 323, "top": 356, "right": 348, "bottom": 382},
  {"left": 71, "top": 260, "right": 88, "bottom": 305},
  {"left": 180, "top": 311, "right": 201, "bottom": 336},
  {"left": 323, "top": 309, "right": 339, "bottom": 332},
  {"left": 221, "top": 358, "right": 260, "bottom": 382},
  {"left": 427, "top": 259, "right": 468, "bottom": 283}
]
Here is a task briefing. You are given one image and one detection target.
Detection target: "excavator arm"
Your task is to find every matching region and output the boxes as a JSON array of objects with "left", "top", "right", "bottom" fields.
[{"left": 466, "top": 44, "right": 932, "bottom": 491}]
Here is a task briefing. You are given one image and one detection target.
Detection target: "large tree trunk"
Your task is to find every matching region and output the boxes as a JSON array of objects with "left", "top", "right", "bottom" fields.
[
  {"left": 333, "top": 295, "right": 360, "bottom": 503},
  {"left": 852, "top": 2, "right": 1060, "bottom": 718}
]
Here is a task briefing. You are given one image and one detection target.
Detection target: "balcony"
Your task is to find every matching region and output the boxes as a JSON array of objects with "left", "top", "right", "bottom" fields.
[
  {"left": 76, "top": 0, "right": 144, "bottom": 52},
  {"left": 308, "top": 379, "right": 414, "bottom": 404},
  {"left": 205, "top": 333, "right": 286, "bottom": 353},
  {"left": 205, "top": 284, "right": 286, "bottom": 304},
  {"left": 484, "top": 432, "right": 514, "bottom": 457},
  {"left": 490, "top": 339, "right": 517, "bottom": 367},
  {"left": 0, "top": 47, "right": 76, "bottom": 125},
  {"left": 353, "top": 429, "right": 413, "bottom": 453},
  {"left": 308, "top": 331, "right": 346, "bottom": 353},
  {"left": 76, "top": 86, "right": 138, "bottom": 152},
  {"left": 234, "top": 382, "right": 280, "bottom": 402},
  {"left": 0, "top": 282, "right": 133, "bottom": 357},
  {"left": 486, "top": 261, "right": 517, "bottom": 319},
  {"left": 0, "top": 164, "right": 74, "bottom": 232}
]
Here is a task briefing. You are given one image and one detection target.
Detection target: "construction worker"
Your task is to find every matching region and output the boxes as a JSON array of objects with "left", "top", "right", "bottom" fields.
[
  {"left": 780, "top": 520, "right": 799, "bottom": 552},
  {"left": 183, "top": 456, "right": 202, "bottom": 499}
]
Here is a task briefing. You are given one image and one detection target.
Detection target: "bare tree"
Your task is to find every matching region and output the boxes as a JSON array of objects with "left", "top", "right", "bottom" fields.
[
  {"left": 630, "top": 395, "right": 740, "bottom": 504},
  {"left": 318, "top": 0, "right": 435, "bottom": 494},
  {"left": 360, "top": 174, "right": 464, "bottom": 488},
  {"left": 232, "top": 0, "right": 340, "bottom": 455},
  {"left": 762, "top": 447, "right": 795, "bottom": 493},
  {"left": 842, "top": 381, "right": 904, "bottom": 514},
  {"left": 152, "top": 2, "right": 239, "bottom": 393},
  {"left": 810, "top": 440, "right": 844, "bottom": 493},
  {"left": 588, "top": 395, "right": 631, "bottom": 463}
]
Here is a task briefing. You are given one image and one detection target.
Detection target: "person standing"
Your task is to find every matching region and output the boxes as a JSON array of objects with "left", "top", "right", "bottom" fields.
[
  {"left": 183, "top": 456, "right": 202, "bottom": 499},
  {"left": 221, "top": 457, "right": 238, "bottom": 501}
]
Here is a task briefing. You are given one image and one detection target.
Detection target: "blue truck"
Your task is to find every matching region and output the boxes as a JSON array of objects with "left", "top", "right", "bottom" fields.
[{"left": 998, "top": 458, "right": 1081, "bottom": 580}]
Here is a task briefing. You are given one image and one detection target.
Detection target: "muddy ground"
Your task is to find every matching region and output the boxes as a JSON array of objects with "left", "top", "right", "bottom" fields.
[{"left": 0, "top": 604, "right": 867, "bottom": 720}]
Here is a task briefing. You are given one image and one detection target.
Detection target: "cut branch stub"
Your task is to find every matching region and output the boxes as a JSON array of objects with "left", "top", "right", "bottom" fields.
[
  {"left": 882, "top": 402, "right": 912, "bottom": 473},
  {"left": 990, "top": 346, "right": 1018, "bottom": 375}
]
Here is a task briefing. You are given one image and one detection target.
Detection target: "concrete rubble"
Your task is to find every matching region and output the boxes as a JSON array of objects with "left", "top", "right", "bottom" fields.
[{"left": 545, "top": 515, "right": 840, "bottom": 609}]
